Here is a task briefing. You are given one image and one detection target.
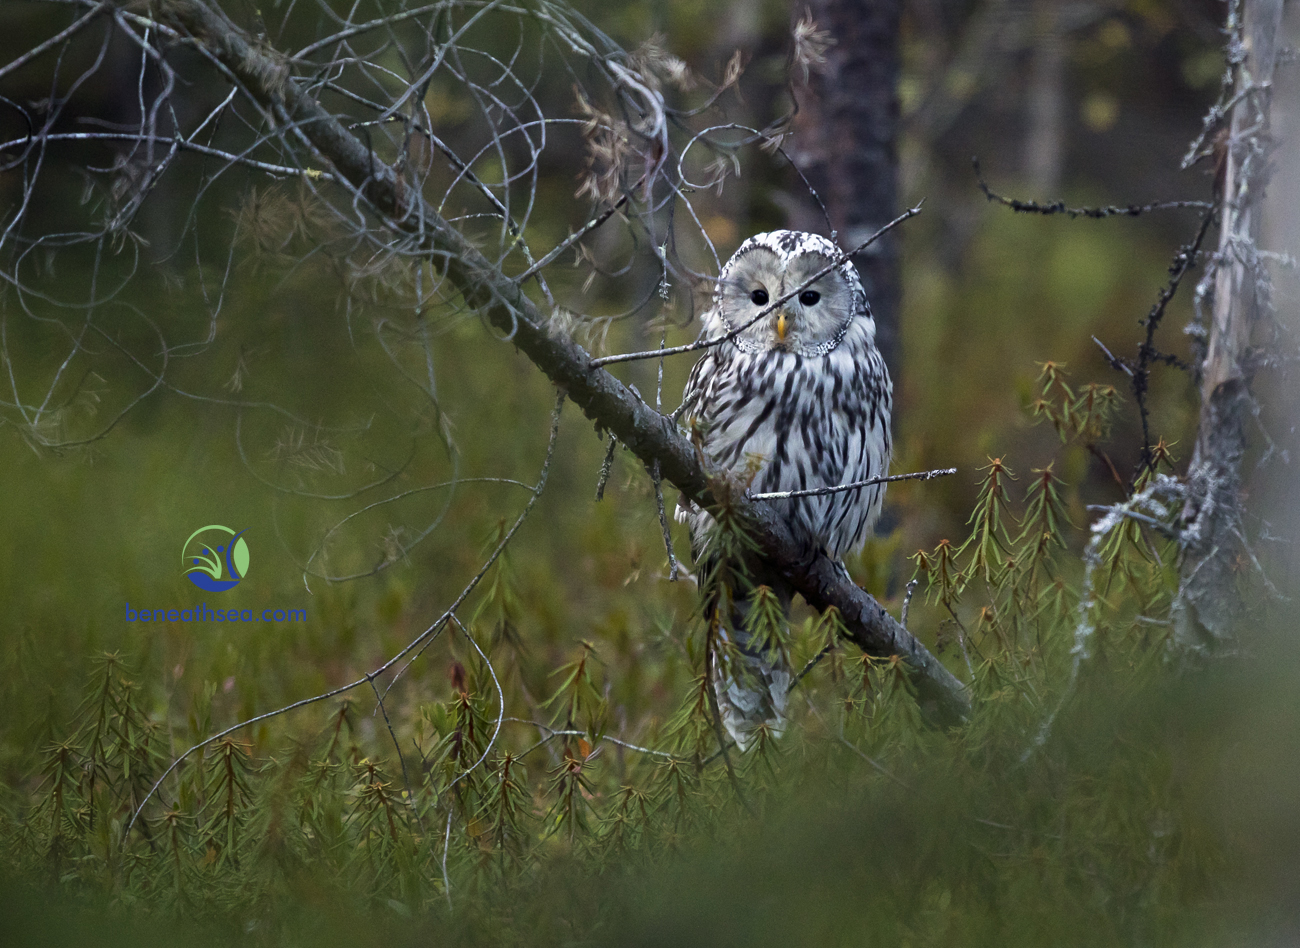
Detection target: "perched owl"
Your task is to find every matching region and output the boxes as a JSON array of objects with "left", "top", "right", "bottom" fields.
[{"left": 676, "top": 230, "right": 893, "bottom": 751}]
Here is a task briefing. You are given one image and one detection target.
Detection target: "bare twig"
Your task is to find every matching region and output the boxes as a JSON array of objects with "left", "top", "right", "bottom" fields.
[
  {"left": 442, "top": 615, "right": 506, "bottom": 798},
  {"left": 0, "top": 131, "right": 335, "bottom": 180},
  {"left": 1091, "top": 335, "right": 1133, "bottom": 376},
  {"left": 749, "top": 466, "right": 956, "bottom": 501},
  {"left": 502, "top": 718, "right": 673, "bottom": 758},
  {"left": 515, "top": 184, "right": 640, "bottom": 283},
  {"left": 801, "top": 695, "right": 911, "bottom": 789},
  {"left": 944, "top": 601, "right": 976, "bottom": 681},
  {"left": 368, "top": 676, "right": 425, "bottom": 832},
  {"left": 589, "top": 204, "right": 923, "bottom": 368},
  {"left": 900, "top": 578, "right": 918, "bottom": 628},
  {"left": 791, "top": 642, "right": 836, "bottom": 688},
  {"left": 652, "top": 459, "right": 680, "bottom": 581},
  {"left": 1131, "top": 205, "right": 1217, "bottom": 475},
  {"left": 0, "top": 3, "right": 108, "bottom": 84},
  {"left": 973, "top": 157, "right": 1211, "bottom": 218},
  {"left": 440, "top": 808, "right": 454, "bottom": 908},
  {"left": 594, "top": 433, "right": 617, "bottom": 500},
  {"left": 1085, "top": 504, "right": 1178, "bottom": 539}
]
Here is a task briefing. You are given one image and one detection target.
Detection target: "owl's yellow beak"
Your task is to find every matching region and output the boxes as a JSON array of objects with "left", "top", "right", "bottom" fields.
[{"left": 775, "top": 311, "right": 789, "bottom": 341}]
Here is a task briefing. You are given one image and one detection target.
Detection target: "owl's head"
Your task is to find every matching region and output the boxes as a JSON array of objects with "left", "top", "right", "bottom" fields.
[{"left": 710, "top": 230, "right": 871, "bottom": 356}]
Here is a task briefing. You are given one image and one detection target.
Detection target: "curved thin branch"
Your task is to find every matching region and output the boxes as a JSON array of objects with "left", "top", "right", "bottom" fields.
[
  {"left": 590, "top": 204, "right": 922, "bottom": 368},
  {"left": 749, "top": 466, "right": 956, "bottom": 501},
  {"left": 973, "top": 157, "right": 1212, "bottom": 219}
]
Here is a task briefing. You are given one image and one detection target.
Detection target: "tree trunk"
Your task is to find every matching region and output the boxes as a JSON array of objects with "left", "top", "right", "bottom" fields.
[
  {"left": 1024, "top": 0, "right": 1066, "bottom": 196},
  {"left": 789, "top": 0, "right": 902, "bottom": 377},
  {"left": 1173, "top": 0, "right": 1285, "bottom": 657}
]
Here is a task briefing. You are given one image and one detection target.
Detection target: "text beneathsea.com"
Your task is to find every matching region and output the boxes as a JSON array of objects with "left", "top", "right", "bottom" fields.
[{"left": 125, "top": 603, "right": 306, "bottom": 623}]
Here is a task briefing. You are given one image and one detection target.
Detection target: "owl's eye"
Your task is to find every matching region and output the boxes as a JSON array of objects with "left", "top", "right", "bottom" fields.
[
  {"left": 750, "top": 288, "right": 769, "bottom": 306},
  {"left": 799, "top": 290, "right": 821, "bottom": 306}
]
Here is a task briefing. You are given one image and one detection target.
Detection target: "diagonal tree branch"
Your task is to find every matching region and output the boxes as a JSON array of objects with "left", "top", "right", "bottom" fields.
[{"left": 149, "top": 0, "right": 970, "bottom": 725}]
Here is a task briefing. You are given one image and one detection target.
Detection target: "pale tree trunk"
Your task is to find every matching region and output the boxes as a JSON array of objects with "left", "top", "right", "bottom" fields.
[
  {"left": 1173, "top": 0, "right": 1286, "bottom": 656},
  {"left": 1261, "top": 3, "right": 1300, "bottom": 599},
  {"left": 1024, "top": 0, "right": 1066, "bottom": 196},
  {"left": 789, "top": 0, "right": 903, "bottom": 377}
]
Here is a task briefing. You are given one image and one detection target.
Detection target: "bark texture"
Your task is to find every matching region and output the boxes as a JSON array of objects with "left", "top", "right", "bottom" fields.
[
  {"left": 151, "top": 1, "right": 969, "bottom": 723},
  {"left": 1173, "top": 0, "right": 1285, "bottom": 656}
]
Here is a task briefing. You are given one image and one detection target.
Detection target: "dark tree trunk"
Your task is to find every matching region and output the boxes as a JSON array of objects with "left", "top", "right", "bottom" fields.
[{"left": 788, "top": 0, "right": 902, "bottom": 378}]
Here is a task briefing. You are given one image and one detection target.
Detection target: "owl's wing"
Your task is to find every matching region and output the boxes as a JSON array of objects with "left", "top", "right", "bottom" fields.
[
  {"left": 677, "top": 303, "right": 736, "bottom": 415},
  {"left": 677, "top": 347, "right": 714, "bottom": 422},
  {"left": 673, "top": 345, "right": 722, "bottom": 524}
]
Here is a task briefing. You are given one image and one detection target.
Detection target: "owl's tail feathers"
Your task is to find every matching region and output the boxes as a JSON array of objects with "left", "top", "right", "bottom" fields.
[
  {"left": 713, "top": 637, "right": 791, "bottom": 752},
  {"left": 710, "top": 587, "right": 792, "bottom": 752}
]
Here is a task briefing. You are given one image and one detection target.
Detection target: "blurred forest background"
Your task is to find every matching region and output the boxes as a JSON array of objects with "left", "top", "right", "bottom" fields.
[{"left": 1, "top": 0, "right": 1298, "bottom": 944}]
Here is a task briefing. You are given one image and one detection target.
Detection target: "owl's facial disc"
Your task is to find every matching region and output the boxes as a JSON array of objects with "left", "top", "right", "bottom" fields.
[{"left": 716, "top": 243, "right": 855, "bottom": 354}]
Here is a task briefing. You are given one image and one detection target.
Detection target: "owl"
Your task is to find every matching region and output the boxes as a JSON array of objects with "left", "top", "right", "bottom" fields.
[{"left": 676, "top": 230, "right": 893, "bottom": 751}]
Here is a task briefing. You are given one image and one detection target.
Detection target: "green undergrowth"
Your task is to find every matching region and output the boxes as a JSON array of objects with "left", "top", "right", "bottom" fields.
[
  {"left": 2, "top": 368, "right": 1283, "bottom": 946},
  {"left": 0, "top": 641, "right": 1262, "bottom": 947}
]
